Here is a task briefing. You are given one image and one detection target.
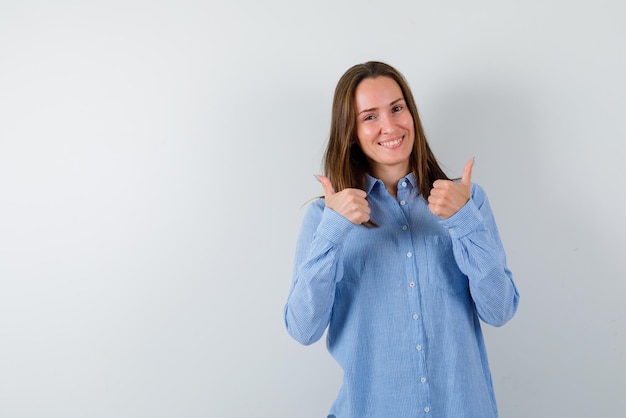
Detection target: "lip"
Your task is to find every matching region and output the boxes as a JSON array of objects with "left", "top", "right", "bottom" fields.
[{"left": 378, "top": 135, "right": 404, "bottom": 149}]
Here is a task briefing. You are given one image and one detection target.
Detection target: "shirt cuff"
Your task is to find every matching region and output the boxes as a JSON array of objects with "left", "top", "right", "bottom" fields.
[{"left": 440, "top": 198, "right": 485, "bottom": 238}]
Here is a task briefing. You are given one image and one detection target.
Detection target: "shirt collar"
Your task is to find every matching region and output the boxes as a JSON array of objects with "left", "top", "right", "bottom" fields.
[{"left": 365, "top": 172, "right": 417, "bottom": 195}]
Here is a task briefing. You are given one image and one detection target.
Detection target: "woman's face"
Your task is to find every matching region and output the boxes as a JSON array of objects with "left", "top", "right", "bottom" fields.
[{"left": 354, "top": 76, "right": 414, "bottom": 178}]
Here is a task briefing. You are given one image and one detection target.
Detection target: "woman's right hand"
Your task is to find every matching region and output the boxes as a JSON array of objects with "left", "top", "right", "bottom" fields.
[{"left": 316, "top": 175, "right": 371, "bottom": 225}]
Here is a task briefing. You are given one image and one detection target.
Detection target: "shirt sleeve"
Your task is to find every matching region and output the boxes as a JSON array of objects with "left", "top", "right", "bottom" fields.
[
  {"left": 439, "top": 184, "right": 520, "bottom": 326},
  {"left": 283, "top": 200, "right": 356, "bottom": 345}
]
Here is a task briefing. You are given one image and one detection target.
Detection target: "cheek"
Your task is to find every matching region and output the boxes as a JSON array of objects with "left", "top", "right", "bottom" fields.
[
  {"left": 401, "top": 120, "right": 415, "bottom": 141},
  {"left": 356, "top": 124, "right": 376, "bottom": 144},
  {"left": 355, "top": 130, "right": 375, "bottom": 158},
  {"left": 401, "top": 115, "right": 414, "bottom": 130}
]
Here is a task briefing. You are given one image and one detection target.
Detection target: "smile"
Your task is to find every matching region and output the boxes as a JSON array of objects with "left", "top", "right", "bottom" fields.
[{"left": 378, "top": 136, "right": 404, "bottom": 148}]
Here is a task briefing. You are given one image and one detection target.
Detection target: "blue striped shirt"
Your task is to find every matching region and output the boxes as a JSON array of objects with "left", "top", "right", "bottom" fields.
[{"left": 284, "top": 173, "right": 519, "bottom": 418}]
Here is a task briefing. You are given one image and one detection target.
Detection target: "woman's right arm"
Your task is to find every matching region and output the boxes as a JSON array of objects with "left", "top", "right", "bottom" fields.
[{"left": 283, "top": 200, "right": 355, "bottom": 345}]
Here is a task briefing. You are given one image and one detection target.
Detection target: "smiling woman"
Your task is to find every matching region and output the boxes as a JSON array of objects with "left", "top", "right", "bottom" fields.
[
  {"left": 283, "top": 61, "right": 520, "bottom": 418},
  {"left": 354, "top": 76, "right": 415, "bottom": 195},
  {"left": 320, "top": 62, "right": 449, "bottom": 205}
]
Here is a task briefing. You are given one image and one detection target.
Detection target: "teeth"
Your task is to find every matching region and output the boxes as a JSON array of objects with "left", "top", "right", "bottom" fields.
[{"left": 379, "top": 137, "right": 402, "bottom": 147}]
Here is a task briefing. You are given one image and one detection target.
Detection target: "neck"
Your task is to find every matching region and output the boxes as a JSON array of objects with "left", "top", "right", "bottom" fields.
[{"left": 370, "top": 164, "right": 410, "bottom": 199}]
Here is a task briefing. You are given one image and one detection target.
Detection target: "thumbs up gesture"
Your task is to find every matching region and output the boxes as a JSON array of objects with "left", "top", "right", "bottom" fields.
[
  {"left": 316, "top": 175, "right": 371, "bottom": 225},
  {"left": 428, "top": 157, "right": 474, "bottom": 220}
]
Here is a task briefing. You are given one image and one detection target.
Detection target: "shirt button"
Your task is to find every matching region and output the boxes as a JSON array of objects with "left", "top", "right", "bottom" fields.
[
  {"left": 400, "top": 200, "right": 406, "bottom": 205},
  {"left": 401, "top": 181, "right": 407, "bottom": 187},
  {"left": 406, "top": 251, "right": 412, "bottom": 258},
  {"left": 424, "top": 407, "right": 430, "bottom": 413},
  {"left": 416, "top": 345, "right": 422, "bottom": 351},
  {"left": 421, "top": 377, "right": 427, "bottom": 383},
  {"left": 402, "top": 225, "right": 408, "bottom": 231},
  {"left": 413, "top": 314, "right": 419, "bottom": 320},
  {"left": 409, "top": 282, "right": 416, "bottom": 288}
]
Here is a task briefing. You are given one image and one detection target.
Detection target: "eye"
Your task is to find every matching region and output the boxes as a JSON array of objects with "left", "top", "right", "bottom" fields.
[
  {"left": 392, "top": 105, "right": 403, "bottom": 112},
  {"left": 363, "top": 114, "right": 376, "bottom": 121}
]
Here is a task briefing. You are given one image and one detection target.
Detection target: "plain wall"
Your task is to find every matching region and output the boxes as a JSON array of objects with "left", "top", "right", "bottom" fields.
[{"left": 1, "top": 1, "right": 624, "bottom": 417}]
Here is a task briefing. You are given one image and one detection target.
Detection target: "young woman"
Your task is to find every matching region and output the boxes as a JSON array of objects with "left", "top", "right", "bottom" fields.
[{"left": 284, "top": 61, "right": 519, "bottom": 418}]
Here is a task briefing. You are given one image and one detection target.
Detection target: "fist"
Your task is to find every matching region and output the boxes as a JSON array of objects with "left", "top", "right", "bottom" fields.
[
  {"left": 316, "top": 175, "right": 371, "bottom": 225},
  {"left": 428, "top": 157, "right": 474, "bottom": 220}
]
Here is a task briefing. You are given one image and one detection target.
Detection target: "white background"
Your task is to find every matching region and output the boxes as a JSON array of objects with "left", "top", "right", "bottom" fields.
[{"left": 1, "top": 1, "right": 624, "bottom": 417}]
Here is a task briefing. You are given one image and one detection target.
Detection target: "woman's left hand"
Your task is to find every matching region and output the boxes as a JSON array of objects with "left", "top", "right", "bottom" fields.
[{"left": 428, "top": 157, "right": 474, "bottom": 220}]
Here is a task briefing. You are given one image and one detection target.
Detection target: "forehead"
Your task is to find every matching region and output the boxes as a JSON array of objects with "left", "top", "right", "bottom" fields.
[{"left": 354, "top": 76, "right": 404, "bottom": 110}]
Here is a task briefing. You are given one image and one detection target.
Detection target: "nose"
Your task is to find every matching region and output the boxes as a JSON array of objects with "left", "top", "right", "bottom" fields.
[{"left": 379, "top": 112, "right": 394, "bottom": 133}]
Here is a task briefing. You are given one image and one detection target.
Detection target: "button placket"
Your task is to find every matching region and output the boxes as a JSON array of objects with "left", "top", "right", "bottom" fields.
[{"left": 396, "top": 180, "right": 431, "bottom": 411}]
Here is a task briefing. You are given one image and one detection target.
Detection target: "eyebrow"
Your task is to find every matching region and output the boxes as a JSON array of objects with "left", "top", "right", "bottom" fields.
[{"left": 357, "top": 98, "right": 405, "bottom": 116}]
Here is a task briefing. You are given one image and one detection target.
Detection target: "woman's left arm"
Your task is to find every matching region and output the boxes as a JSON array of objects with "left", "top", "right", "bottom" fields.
[{"left": 440, "top": 184, "right": 520, "bottom": 326}]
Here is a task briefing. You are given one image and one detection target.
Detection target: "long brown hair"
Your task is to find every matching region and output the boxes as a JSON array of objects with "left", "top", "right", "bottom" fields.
[{"left": 323, "top": 61, "right": 449, "bottom": 201}]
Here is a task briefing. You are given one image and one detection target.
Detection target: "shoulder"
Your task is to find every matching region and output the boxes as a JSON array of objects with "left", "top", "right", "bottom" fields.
[
  {"left": 470, "top": 182, "right": 488, "bottom": 203},
  {"left": 300, "top": 198, "right": 325, "bottom": 230},
  {"left": 469, "top": 182, "right": 497, "bottom": 215},
  {"left": 304, "top": 197, "right": 325, "bottom": 217}
]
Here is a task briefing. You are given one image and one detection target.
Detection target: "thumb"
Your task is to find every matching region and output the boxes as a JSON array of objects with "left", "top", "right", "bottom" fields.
[
  {"left": 461, "top": 157, "right": 474, "bottom": 187},
  {"left": 315, "top": 175, "right": 336, "bottom": 198}
]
